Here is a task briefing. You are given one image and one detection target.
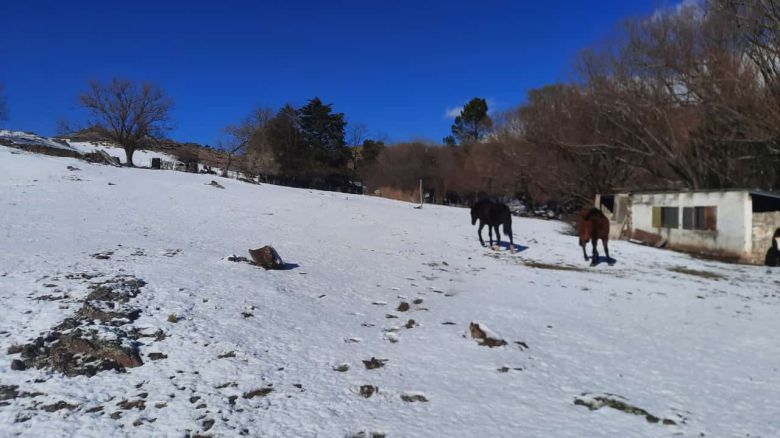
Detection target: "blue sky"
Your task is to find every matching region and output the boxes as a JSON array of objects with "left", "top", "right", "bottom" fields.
[{"left": 1, "top": 0, "right": 667, "bottom": 145}]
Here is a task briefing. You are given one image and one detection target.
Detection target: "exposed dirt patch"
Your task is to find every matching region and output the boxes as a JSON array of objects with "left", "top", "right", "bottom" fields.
[
  {"left": 243, "top": 387, "right": 273, "bottom": 399},
  {"left": 41, "top": 401, "right": 78, "bottom": 412},
  {"left": 7, "top": 276, "right": 149, "bottom": 377},
  {"left": 521, "top": 260, "right": 587, "bottom": 272},
  {"left": 574, "top": 393, "right": 678, "bottom": 425},
  {"left": 668, "top": 266, "right": 725, "bottom": 281},
  {"left": 0, "top": 385, "right": 44, "bottom": 401}
]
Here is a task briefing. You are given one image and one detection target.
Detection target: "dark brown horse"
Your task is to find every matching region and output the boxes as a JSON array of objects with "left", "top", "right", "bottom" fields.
[
  {"left": 577, "top": 208, "right": 614, "bottom": 265},
  {"left": 471, "top": 200, "right": 514, "bottom": 251},
  {"left": 765, "top": 228, "right": 780, "bottom": 267}
]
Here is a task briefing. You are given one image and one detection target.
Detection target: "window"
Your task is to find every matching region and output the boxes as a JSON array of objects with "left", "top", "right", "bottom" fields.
[
  {"left": 682, "top": 206, "right": 717, "bottom": 231},
  {"left": 652, "top": 206, "right": 679, "bottom": 228}
]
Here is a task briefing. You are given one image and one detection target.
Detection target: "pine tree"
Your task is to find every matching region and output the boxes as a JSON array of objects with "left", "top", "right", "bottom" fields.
[
  {"left": 450, "top": 97, "right": 492, "bottom": 144},
  {"left": 297, "top": 97, "right": 349, "bottom": 172}
]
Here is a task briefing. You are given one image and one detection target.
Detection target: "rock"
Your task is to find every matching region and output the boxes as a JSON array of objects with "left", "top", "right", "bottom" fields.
[
  {"left": 148, "top": 352, "right": 167, "bottom": 361},
  {"left": 333, "top": 363, "right": 349, "bottom": 372},
  {"left": 400, "top": 392, "right": 428, "bottom": 402},
  {"left": 469, "top": 322, "right": 507, "bottom": 347},
  {"left": 248, "top": 246, "right": 285, "bottom": 270},
  {"left": 10, "top": 359, "right": 25, "bottom": 370},
  {"left": 397, "top": 302, "right": 410, "bottom": 312},
  {"left": 362, "top": 357, "right": 387, "bottom": 370},
  {"left": 207, "top": 180, "right": 225, "bottom": 189},
  {"left": 404, "top": 319, "right": 417, "bottom": 329},
  {"left": 359, "top": 385, "right": 377, "bottom": 398}
]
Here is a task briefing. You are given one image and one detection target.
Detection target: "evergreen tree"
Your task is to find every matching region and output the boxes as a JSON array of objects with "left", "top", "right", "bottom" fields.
[
  {"left": 361, "top": 139, "right": 385, "bottom": 163},
  {"left": 450, "top": 97, "right": 492, "bottom": 144},
  {"left": 297, "top": 97, "right": 349, "bottom": 172},
  {"left": 266, "top": 105, "right": 304, "bottom": 175}
]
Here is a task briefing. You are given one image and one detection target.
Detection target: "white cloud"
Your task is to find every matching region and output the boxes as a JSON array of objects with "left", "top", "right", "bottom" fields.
[
  {"left": 445, "top": 97, "right": 501, "bottom": 119},
  {"left": 444, "top": 106, "right": 462, "bottom": 119}
]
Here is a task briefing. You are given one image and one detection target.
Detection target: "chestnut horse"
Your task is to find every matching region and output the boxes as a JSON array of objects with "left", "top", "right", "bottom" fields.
[
  {"left": 470, "top": 200, "right": 515, "bottom": 251},
  {"left": 577, "top": 208, "right": 614, "bottom": 265}
]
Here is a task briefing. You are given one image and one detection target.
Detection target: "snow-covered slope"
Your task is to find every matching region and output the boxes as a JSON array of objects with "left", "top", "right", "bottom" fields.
[
  {"left": 0, "top": 130, "right": 177, "bottom": 167},
  {"left": 64, "top": 139, "right": 175, "bottom": 167},
  {"left": 0, "top": 146, "right": 778, "bottom": 437}
]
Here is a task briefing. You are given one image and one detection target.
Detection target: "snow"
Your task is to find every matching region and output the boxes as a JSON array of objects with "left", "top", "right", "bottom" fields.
[
  {"left": 0, "top": 145, "right": 779, "bottom": 437},
  {"left": 0, "top": 130, "right": 177, "bottom": 167},
  {"left": 63, "top": 140, "right": 176, "bottom": 167},
  {"left": 0, "top": 130, "right": 77, "bottom": 152}
]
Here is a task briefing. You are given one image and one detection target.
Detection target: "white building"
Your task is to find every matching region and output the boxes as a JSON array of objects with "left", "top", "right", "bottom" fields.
[{"left": 596, "top": 190, "right": 780, "bottom": 264}]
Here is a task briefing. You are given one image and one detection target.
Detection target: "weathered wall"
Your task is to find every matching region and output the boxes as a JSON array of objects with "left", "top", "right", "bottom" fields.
[
  {"left": 631, "top": 191, "right": 751, "bottom": 258},
  {"left": 751, "top": 211, "right": 780, "bottom": 264}
]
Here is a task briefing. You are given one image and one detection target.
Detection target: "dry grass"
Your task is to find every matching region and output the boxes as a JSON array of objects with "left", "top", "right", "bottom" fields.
[{"left": 373, "top": 186, "right": 420, "bottom": 203}]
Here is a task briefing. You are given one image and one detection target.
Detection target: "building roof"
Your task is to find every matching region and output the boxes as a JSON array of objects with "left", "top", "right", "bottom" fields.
[{"left": 603, "top": 188, "right": 779, "bottom": 197}]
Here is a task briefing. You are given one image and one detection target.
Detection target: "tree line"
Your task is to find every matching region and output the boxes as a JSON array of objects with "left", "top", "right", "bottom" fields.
[
  {"left": 364, "top": 0, "right": 780, "bottom": 208},
  {"left": 3, "top": 0, "right": 779, "bottom": 206}
]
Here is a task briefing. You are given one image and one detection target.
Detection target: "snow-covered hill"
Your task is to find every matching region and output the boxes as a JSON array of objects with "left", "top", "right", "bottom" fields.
[
  {"left": 0, "top": 145, "right": 778, "bottom": 437},
  {"left": 0, "top": 130, "right": 176, "bottom": 167}
]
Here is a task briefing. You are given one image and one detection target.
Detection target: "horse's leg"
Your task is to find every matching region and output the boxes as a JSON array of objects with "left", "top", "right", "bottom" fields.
[
  {"left": 493, "top": 225, "right": 501, "bottom": 248},
  {"left": 590, "top": 237, "right": 599, "bottom": 266},
  {"left": 478, "top": 222, "right": 485, "bottom": 246},
  {"left": 604, "top": 239, "right": 614, "bottom": 265},
  {"left": 580, "top": 239, "right": 589, "bottom": 261},
  {"left": 488, "top": 226, "right": 494, "bottom": 247},
  {"left": 508, "top": 226, "right": 514, "bottom": 252}
]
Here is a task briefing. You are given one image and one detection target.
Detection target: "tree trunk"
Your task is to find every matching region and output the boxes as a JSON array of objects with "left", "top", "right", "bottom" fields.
[
  {"left": 223, "top": 153, "right": 233, "bottom": 177},
  {"left": 125, "top": 147, "right": 135, "bottom": 167}
]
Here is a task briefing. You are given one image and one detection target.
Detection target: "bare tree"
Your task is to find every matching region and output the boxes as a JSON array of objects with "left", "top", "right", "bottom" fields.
[
  {"left": 221, "top": 107, "right": 274, "bottom": 177},
  {"left": 79, "top": 78, "right": 172, "bottom": 166},
  {"left": 347, "top": 122, "right": 368, "bottom": 172}
]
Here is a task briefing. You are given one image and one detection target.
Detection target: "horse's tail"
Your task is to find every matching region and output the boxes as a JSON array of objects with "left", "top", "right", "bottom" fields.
[{"left": 503, "top": 208, "right": 513, "bottom": 238}]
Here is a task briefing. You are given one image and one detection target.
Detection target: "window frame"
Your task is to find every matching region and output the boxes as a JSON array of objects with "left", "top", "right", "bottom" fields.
[
  {"left": 682, "top": 206, "right": 717, "bottom": 231},
  {"left": 652, "top": 206, "right": 679, "bottom": 229}
]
